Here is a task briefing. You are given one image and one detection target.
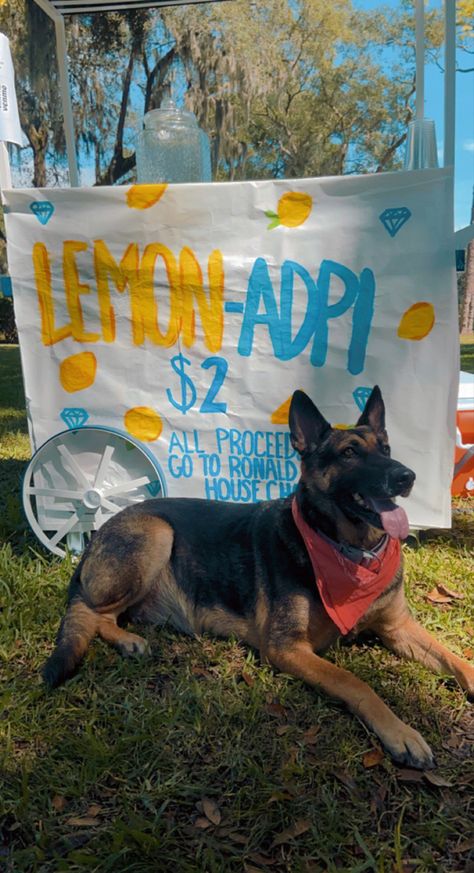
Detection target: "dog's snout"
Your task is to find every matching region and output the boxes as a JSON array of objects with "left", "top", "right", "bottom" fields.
[{"left": 393, "top": 467, "right": 416, "bottom": 492}]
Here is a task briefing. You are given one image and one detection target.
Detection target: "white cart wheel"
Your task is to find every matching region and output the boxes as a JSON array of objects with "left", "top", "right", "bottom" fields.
[{"left": 22, "top": 426, "right": 167, "bottom": 558}]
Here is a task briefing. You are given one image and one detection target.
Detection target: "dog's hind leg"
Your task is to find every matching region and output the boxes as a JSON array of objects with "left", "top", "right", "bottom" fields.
[{"left": 43, "top": 513, "right": 173, "bottom": 687}]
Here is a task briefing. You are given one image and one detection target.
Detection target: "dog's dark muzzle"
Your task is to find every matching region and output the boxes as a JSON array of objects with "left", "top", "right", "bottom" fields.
[
  {"left": 337, "top": 459, "right": 416, "bottom": 537},
  {"left": 386, "top": 464, "right": 416, "bottom": 498},
  {"left": 343, "top": 460, "right": 416, "bottom": 502}
]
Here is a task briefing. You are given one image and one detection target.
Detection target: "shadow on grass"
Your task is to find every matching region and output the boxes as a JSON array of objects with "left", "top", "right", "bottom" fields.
[
  {"left": 0, "top": 457, "right": 29, "bottom": 542},
  {"left": 1, "top": 626, "right": 473, "bottom": 873},
  {"left": 460, "top": 341, "right": 474, "bottom": 374},
  {"left": 1, "top": 491, "right": 474, "bottom": 873},
  {"left": 0, "top": 346, "right": 33, "bottom": 550},
  {"left": 0, "top": 345, "right": 27, "bottom": 424},
  {"left": 0, "top": 407, "right": 28, "bottom": 437}
]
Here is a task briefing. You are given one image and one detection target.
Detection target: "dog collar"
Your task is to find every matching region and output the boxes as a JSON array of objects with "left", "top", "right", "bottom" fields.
[
  {"left": 291, "top": 498, "right": 401, "bottom": 635},
  {"left": 315, "top": 527, "right": 389, "bottom": 569}
]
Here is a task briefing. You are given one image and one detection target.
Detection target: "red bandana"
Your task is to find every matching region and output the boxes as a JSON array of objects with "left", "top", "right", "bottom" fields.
[{"left": 291, "top": 498, "right": 401, "bottom": 635}]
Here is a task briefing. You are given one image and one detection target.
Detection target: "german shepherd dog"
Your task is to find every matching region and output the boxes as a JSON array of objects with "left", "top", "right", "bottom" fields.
[{"left": 43, "top": 387, "right": 474, "bottom": 769}]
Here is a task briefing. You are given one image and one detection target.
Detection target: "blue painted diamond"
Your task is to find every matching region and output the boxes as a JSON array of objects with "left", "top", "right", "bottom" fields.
[
  {"left": 30, "top": 201, "right": 55, "bottom": 225},
  {"left": 379, "top": 207, "right": 411, "bottom": 238},
  {"left": 60, "top": 408, "right": 89, "bottom": 429},
  {"left": 146, "top": 480, "right": 162, "bottom": 497},
  {"left": 353, "top": 387, "right": 373, "bottom": 413}
]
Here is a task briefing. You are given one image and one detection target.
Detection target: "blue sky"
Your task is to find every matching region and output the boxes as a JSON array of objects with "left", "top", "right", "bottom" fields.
[{"left": 354, "top": 0, "right": 473, "bottom": 230}]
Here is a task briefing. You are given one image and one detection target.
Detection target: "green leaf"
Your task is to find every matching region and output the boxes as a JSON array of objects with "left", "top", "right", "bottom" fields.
[{"left": 267, "top": 217, "right": 281, "bottom": 230}]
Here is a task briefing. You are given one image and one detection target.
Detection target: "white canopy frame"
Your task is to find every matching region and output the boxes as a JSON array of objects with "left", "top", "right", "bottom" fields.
[{"left": 0, "top": 0, "right": 472, "bottom": 246}]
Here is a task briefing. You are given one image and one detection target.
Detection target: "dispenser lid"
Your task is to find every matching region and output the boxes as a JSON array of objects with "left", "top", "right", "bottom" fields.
[{"left": 144, "top": 98, "right": 198, "bottom": 129}]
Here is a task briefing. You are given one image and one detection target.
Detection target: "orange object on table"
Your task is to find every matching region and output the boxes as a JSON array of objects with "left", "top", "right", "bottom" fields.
[{"left": 452, "top": 408, "right": 474, "bottom": 497}]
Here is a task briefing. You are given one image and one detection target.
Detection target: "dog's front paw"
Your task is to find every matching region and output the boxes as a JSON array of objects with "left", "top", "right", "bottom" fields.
[
  {"left": 380, "top": 719, "right": 435, "bottom": 770},
  {"left": 456, "top": 662, "right": 474, "bottom": 700}
]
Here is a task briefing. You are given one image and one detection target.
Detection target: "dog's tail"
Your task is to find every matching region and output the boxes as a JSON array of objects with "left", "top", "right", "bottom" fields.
[{"left": 43, "top": 562, "right": 99, "bottom": 688}]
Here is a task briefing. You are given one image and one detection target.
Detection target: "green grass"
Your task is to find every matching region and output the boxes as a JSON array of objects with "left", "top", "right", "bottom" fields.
[
  {"left": 1, "top": 344, "right": 473, "bottom": 873},
  {"left": 460, "top": 334, "right": 474, "bottom": 374}
]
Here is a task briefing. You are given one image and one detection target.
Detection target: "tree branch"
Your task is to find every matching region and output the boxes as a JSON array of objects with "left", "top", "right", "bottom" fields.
[{"left": 96, "top": 43, "right": 137, "bottom": 185}]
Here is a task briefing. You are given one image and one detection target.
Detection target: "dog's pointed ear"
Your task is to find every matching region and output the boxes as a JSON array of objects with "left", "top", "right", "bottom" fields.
[
  {"left": 289, "top": 390, "right": 331, "bottom": 456},
  {"left": 356, "top": 385, "right": 386, "bottom": 434}
]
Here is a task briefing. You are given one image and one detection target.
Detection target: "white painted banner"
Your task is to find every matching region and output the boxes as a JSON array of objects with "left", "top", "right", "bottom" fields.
[
  {"left": 0, "top": 33, "right": 22, "bottom": 145},
  {"left": 3, "top": 168, "right": 459, "bottom": 528}
]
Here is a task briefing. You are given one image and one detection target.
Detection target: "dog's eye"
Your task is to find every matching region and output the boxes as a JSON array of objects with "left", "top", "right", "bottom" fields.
[
  {"left": 343, "top": 446, "right": 356, "bottom": 458},
  {"left": 381, "top": 445, "right": 391, "bottom": 456}
]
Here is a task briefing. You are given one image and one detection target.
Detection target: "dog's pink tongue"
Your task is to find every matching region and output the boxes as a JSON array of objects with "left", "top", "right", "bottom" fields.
[{"left": 367, "top": 498, "right": 410, "bottom": 540}]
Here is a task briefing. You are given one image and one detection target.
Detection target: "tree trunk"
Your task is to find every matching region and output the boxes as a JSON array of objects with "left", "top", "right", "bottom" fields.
[
  {"left": 26, "top": 124, "right": 49, "bottom": 187},
  {"left": 33, "top": 144, "right": 48, "bottom": 187},
  {"left": 461, "top": 243, "right": 474, "bottom": 334},
  {"left": 461, "top": 188, "right": 474, "bottom": 335},
  {"left": 96, "top": 46, "right": 136, "bottom": 186}
]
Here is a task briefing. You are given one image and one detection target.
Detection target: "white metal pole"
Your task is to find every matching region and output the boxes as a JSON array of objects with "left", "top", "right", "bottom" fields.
[
  {"left": 415, "top": 0, "right": 425, "bottom": 119},
  {"left": 444, "top": 0, "right": 456, "bottom": 167},
  {"left": 54, "top": 16, "right": 79, "bottom": 187}
]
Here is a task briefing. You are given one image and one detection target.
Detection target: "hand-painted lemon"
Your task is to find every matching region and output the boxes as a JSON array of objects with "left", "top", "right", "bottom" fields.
[
  {"left": 271, "top": 394, "right": 292, "bottom": 425},
  {"left": 271, "top": 393, "right": 303, "bottom": 425},
  {"left": 60, "top": 352, "right": 97, "bottom": 393},
  {"left": 126, "top": 184, "right": 168, "bottom": 210},
  {"left": 397, "top": 302, "right": 435, "bottom": 341},
  {"left": 124, "top": 407, "right": 163, "bottom": 442},
  {"left": 265, "top": 192, "right": 313, "bottom": 230},
  {"left": 271, "top": 395, "right": 351, "bottom": 429}
]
